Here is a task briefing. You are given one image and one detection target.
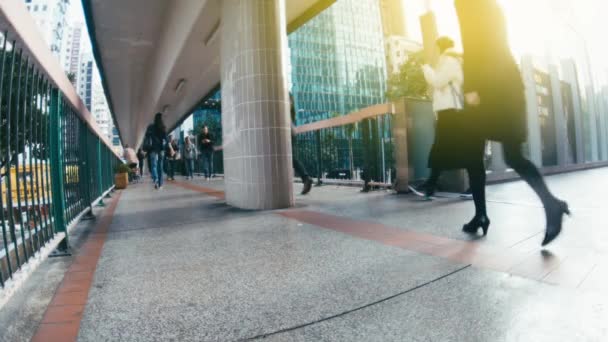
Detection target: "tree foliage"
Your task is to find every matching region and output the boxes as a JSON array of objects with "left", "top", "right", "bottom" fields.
[
  {"left": 385, "top": 50, "right": 430, "bottom": 101},
  {"left": 0, "top": 51, "right": 50, "bottom": 176}
]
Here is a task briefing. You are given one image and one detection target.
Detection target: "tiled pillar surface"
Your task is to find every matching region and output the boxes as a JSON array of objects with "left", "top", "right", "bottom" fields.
[{"left": 220, "top": 0, "right": 294, "bottom": 210}]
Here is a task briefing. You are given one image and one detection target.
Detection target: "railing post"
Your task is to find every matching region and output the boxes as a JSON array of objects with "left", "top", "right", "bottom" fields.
[
  {"left": 81, "top": 125, "right": 95, "bottom": 219},
  {"left": 49, "top": 88, "right": 68, "bottom": 250},
  {"left": 96, "top": 138, "right": 106, "bottom": 207}
]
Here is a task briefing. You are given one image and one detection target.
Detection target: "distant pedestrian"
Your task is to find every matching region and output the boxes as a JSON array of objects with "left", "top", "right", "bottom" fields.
[
  {"left": 408, "top": 36, "right": 466, "bottom": 200},
  {"left": 143, "top": 113, "right": 168, "bottom": 189},
  {"left": 137, "top": 148, "right": 146, "bottom": 177},
  {"left": 165, "top": 135, "right": 179, "bottom": 181},
  {"left": 290, "top": 95, "right": 313, "bottom": 195},
  {"left": 198, "top": 126, "right": 214, "bottom": 181},
  {"left": 123, "top": 144, "right": 138, "bottom": 170},
  {"left": 183, "top": 136, "right": 197, "bottom": 180},
  {"left": 455, "top": 0, "right": 569, "bottom": 245}
]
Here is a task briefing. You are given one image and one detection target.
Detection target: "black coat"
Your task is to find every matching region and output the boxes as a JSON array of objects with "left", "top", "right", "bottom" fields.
[{"left": 455, "top": 0, "right": 527, "bottom": 144}]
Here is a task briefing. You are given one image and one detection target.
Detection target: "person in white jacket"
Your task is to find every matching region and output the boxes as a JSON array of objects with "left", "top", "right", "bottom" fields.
[{"left": 409, "top": 36, "right": 476, "bottom": 199}]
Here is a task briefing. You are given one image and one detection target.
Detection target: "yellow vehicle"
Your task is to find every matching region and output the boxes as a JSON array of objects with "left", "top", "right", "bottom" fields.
[{"left": 1, "top": 164, "right": 52, "bottom": 206}]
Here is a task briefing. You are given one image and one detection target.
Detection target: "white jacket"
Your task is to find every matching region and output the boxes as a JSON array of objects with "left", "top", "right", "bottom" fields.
[{"left": 422, "top": 49, "right": 464, "bottom": 112}]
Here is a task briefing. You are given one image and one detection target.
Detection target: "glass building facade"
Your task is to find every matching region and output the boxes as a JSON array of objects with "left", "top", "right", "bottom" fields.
[
  {"left": 288, "top": 0, "right": 392, "bottom": 182},
  {"left": 288, "top": 0, "right": 388, "bottom": 125}
]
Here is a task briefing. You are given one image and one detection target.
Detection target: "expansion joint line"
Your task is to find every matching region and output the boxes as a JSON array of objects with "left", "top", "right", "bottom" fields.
[{"left": 239, "top": 264, "right": 472, "bottom": 341}]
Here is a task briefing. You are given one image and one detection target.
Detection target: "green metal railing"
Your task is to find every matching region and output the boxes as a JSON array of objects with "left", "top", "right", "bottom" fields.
[
  {"left": 293, "top": 114, "right": 395, "bottom": 185},
  {"left": 0, "top": 29, "right": 120, "bottom": 288}
]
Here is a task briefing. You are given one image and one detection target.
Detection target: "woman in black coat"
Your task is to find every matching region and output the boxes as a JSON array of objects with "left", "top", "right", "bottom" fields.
[{"left": 455, "top": 0, "right": 569, "bottom": 246}]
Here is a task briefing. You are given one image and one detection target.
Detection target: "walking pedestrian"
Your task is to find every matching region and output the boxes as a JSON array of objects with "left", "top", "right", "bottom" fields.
[
  {"left": 143, "top": 113, "right": 168, "bottom": 189},
  {"left": 408, "top": 36, "right": 465, "bottom": 200},
  {"left": 137, "top": 148, "right": 146, "bottom": 177},
  {"left": 183, "top": 136, "right": 197, "bottom": 180},
  {"left": 165, "top": 135, "right": 178, "bottom": 181},
  {"left": 198, "top": 126, "right": 214, "bottom": 181},
  {"left": 290, "top": 95, "right": 313, "bottom": 195},
  {"left": 455, "top": 0, "right": 569, "bottom": 245}
]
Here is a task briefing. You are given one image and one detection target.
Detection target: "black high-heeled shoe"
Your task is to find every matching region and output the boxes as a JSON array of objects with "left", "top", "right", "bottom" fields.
[
  {"left": 542, "top": 200, "right": 570, "bottom": 247},
  {"left": 462, "top": 215, "right": 491, "bottom": 236}
]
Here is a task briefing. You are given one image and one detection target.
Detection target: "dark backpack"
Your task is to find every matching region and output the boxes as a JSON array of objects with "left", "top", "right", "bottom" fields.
[{"left": 143, "top": 128, "right": 154, "bottom": 152}]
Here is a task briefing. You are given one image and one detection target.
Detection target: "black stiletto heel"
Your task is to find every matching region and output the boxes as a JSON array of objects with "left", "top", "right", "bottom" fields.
[
  {"left": 542, "top": 200, "right": 570, "bottom": 247},
  {"left": 462, "top": 215, "right": 490, "bottom": 236}
]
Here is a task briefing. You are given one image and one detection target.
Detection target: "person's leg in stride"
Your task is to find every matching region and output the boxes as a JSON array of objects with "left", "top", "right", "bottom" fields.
[
  {"left": 203, "top": 152, "right": 212, "bottom": 180},
  {"left": 408, "top": 169, "right": 441, "bottom": 199},
  {"left": 502, "top": 141, "right": 569, "bottom": 245},
  {"left": 187, "top": 159, "right": 194, "bottom": 179},
  {"left": 463, "top": 158, "right": 490, "bottom": 236},
  {"left": 157, "top": 153, "right": 164, "bottom": 188},
  {"left": 293, "top": 158, "right": 312, "bottom": 195},
  {"left": 149, "top": 152, "right": 158, "bottom": 188},
  {"left": 167, "top": 159, "right": 174, "bottom": 180}
]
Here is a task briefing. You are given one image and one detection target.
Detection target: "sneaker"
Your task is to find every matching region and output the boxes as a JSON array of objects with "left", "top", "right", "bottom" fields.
[
  {"left": 154, "top": 183, "right": 159, "bottom": 189},
  {"left": 408, "top": 184, "right": 435, "bottom": 200},
  {"left": 408, "top": 184, "right": 426, "bottom": 197},
  {"left": 301, "top": 177, "right": 313, "bottom": 195}
]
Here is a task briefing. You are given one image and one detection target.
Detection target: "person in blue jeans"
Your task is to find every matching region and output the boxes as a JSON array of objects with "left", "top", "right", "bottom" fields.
[
  {"left": 183, "top": 136, "right": 197, "bottom": 179},
  {"left": 198, "top": 125, "right": 214, "bottom": 180},
  {"left": 143, "top": 113, "right": 168, "bottom": 189}
]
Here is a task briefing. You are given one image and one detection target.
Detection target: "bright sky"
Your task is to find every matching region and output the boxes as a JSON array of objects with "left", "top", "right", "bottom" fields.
[{"left": 403, "top": 0, "right": 608, "bottom": 86}]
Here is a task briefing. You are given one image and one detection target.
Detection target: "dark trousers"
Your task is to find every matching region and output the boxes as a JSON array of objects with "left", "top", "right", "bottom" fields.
[
  {"left": 166, "top": 159, "right": 176, "bottom": 179},
  {"left": 138, "top": 158, "right": 145, "bottom": 176},
  {"left": 293, "top": 158, "right": 309, "bottom": 182},
  {"left": 202, "top": 151, "right": 213, "bottom": 178}
]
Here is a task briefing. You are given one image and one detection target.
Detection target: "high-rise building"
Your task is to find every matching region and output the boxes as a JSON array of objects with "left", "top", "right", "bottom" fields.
[
  {"left": 78, "top": 53, "right": 94, "bottom": 111},
  {"left": 23, "top": 0, "right": 69, "bottom": 57},
  {"left": 78, "top": 52, "right": 113, "bottom": 141},
  {"left": 384, "top": 36, "right": 423, "bottom": 75},
  {"left": 61, "top": 22, "right": 84, "bottom": 81},
  {"left": 288, "top": 0, "right": 388, "bottom": 124}
]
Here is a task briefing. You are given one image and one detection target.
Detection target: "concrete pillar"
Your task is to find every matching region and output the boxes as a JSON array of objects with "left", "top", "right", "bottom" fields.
[
  {"left": 548, "top": 64, "right": 568, "bottom": 166},
  {"left": 560, "top": 59, "right": 585, "bottom": 164},
  {"left": 521, "top": 55, "right": 542, "bottom": 166},
  {"left": 419, "top": 11, "right": 439, "bottom": 66},
  {"left": 220, "top": 0, "right": 294, "bottom": 210}
]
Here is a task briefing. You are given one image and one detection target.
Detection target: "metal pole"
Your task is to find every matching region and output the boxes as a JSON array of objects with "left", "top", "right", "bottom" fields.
[{"left": 49, "top": 88, "right": 68, "bottom": 251}]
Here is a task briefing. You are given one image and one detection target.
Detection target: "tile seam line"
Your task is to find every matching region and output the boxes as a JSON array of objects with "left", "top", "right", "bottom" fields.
[{"left": 238, "top": 264, "right": 472, "bottom": 342}]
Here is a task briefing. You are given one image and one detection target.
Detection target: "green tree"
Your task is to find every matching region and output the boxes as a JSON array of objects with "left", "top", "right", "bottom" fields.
[
  {"left": 1, "top": 52, "right": 50, "bottom": 177},
  {"left": 66, "top": 71, "right": 76, "bottom": 85},
  {"left": 385, "top": 50, "right": 430, "bottom": 101}
]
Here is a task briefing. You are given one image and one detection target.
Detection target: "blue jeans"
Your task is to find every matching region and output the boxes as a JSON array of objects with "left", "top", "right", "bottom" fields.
[
  {"left": 149, "top": 151, "right": 164, "bottom": 186},
  {"left": 202, "top": 151, "right": 213, "bottom": 178},
  {"left": 185, "top": 159, "right": 194, "bottom": 178}
]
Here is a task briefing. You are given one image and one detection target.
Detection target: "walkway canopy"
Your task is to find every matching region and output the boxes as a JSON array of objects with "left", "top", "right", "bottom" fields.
[{"left": 83, "top": 0, "right": 335, "bottom": 147}]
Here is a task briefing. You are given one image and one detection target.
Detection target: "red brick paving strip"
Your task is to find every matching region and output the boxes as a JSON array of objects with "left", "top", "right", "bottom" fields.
[
  {"left": 168, "top": 183, "right": 600, "bottom": 289},
  {"left": 31, "top": 191, "right": 122, "bottom": 342},
  {"left": 169, "top": 180, "right": 225, "bottom": 199}
]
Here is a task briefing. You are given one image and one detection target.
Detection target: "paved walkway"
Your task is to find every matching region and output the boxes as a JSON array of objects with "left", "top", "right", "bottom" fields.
[{"left": 7, "top": 168, "right": 608, "bottom": 341}]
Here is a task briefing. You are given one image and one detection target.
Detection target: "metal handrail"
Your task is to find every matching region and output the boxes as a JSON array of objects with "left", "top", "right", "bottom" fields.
[{"left": 0, "top": 1, "right": 121, "bottom": 289}]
